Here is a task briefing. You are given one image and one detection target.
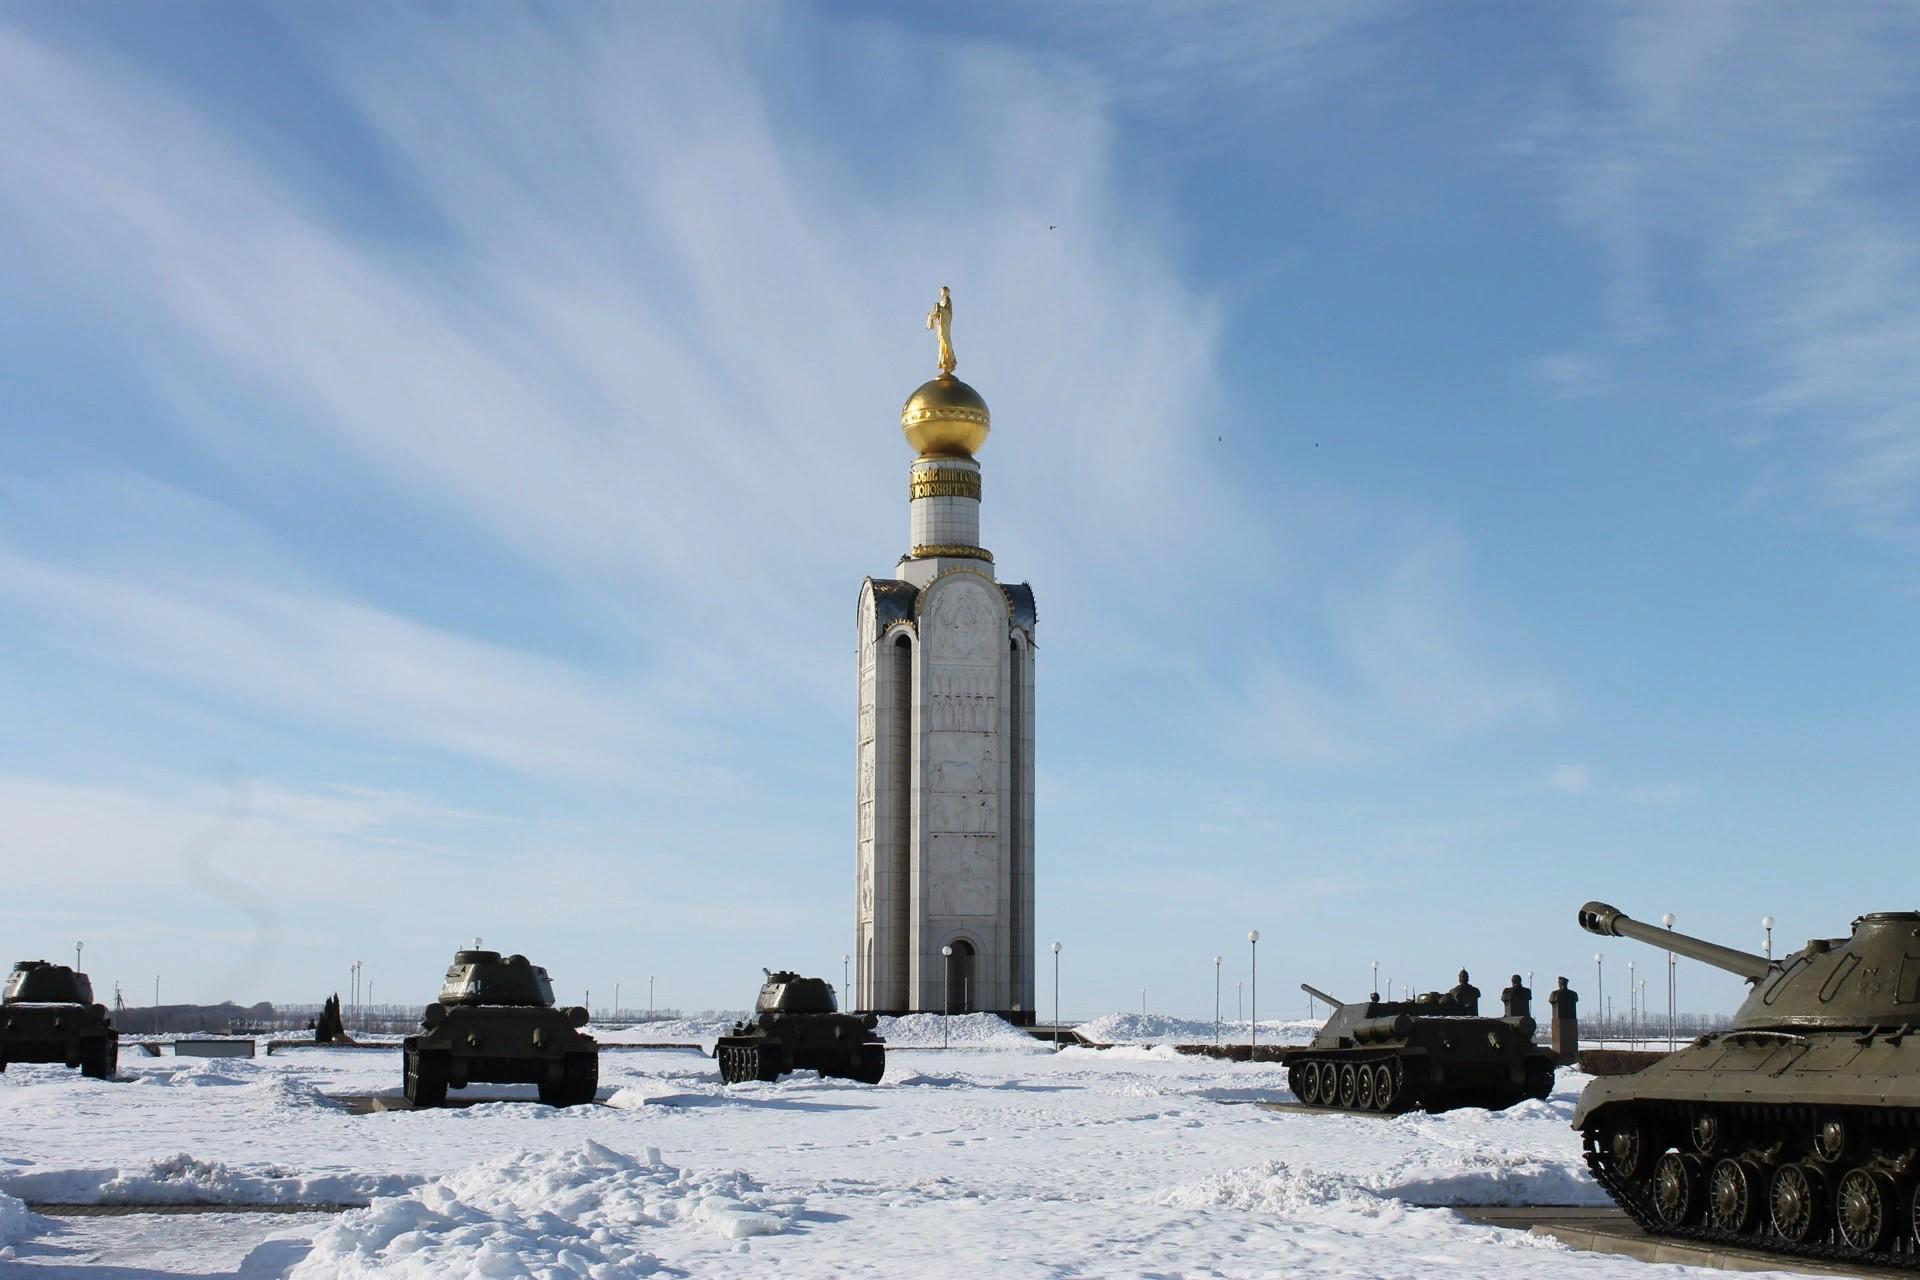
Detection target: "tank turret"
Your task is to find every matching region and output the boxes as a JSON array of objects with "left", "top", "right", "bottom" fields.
[
  {"left": 0, "top": 961, "right": 118, "bottom": 1078},
  {"left": 1573, "top": 900, "right": 1920, "bottom": 1267},
  {"left": 4, "top": 960, "right": 95, "bottom": 1006}
]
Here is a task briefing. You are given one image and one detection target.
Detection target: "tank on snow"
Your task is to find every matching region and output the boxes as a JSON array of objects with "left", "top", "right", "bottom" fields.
[
  {"left": 1575, "top": 900, "right": 1920, "bottom": 1267},
  {"left": 0, "top": 961, "right": 118, "bottom": 1079},
  {"left": 402, "top": 946, "right": 597, "bottom": 1107},
  {"left": 714, "top": 970, "right": 885, "bottom": 1085},
  {"left": 1288, "top": 971, "right": 1555, "bottom": 1114}
]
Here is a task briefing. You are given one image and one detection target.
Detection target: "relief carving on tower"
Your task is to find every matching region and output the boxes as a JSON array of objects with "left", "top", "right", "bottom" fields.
[
  {"left": 927, "top": 668, "right": 996, "bottom": 732},
  {"left": 927, "top": 834, "right": 997, "bottom": 916},
  {"left": 929, "top": 579, "right": 999, "bottom": 662}
]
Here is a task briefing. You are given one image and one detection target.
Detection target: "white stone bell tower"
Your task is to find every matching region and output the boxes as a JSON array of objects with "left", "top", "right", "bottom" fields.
[{"left": 854, "top": 289, "right": 1036, "bottom": 1022}]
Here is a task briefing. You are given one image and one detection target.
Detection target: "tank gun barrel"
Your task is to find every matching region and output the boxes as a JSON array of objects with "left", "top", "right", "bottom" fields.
[
  {"left": 1300, "top": 982, "right": 1345, "bottom": 1010},
  {"left": 1578, "top": 901, "right": 1771, "bottom": 982}
]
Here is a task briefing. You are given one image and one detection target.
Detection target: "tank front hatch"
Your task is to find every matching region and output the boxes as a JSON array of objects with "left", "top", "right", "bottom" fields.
[
  {"left": 755, "top": 971, "right": 839, "bottom": 1015},
  {"left": 3, "top": 960, "right": 94, "bottom": 1005},
  {"left": 437, "top": 949, "right": 557, "bottom": 1008}
]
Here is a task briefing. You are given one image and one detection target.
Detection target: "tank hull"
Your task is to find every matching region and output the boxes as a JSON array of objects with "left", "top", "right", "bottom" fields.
[
  {"left": 0, "top": 1004, "right": 118, "bottom": 1078},
  {"left": 714, "top": 1017, "right": 885, "bottom": 1085},
  {"left": 402, "top": 1007, "right": 597, "bottom": 1107},
  {"left": 1577, "top": 1028, "right": 1920, "bottom": 1268},
  {"left": 1286, "top": 1030, "right": 1555, "bottom": 1115}
]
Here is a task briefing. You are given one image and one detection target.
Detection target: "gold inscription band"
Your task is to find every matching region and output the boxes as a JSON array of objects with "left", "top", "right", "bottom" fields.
[
  {"left": 910, "top": 544, "right": 993, "bottom": 562},
  {"left": 909, "top": 470, "right": 983, "bottom": 501}
]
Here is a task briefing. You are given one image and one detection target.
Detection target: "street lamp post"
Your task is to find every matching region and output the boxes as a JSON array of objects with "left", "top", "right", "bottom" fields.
[
  {"left": 1371, "top": 960, "right": 1379, "bottom": 997},
  {"left": 1627, "top": 960, "right": 1637, "bottom": 1049},
  {"left": 615, "top": 983, "right": 621, "bottom": 1020},
  {"left": 941, "top": 945, "right": 953, "bottom": 1050},
  {"left": 1662, "top": 913, "right": 1676, "bottom": 1052},
  {"left": 1213, "top": 955, "right": 1222, "bottom": 1048},
  {"left": 1052, "top": 942, "right": 1062, "bottom": 1050},
  {"left": 76, "top": 941, "right": 83, "bottom": 971},
  {"left": 1763, "top": 915, "right": 1775, "bottom": 961},
  {"left": 843, "top": 954, "right": 850, "bottom": 1005},
  {"left": 1248, "top": 930, "right": 1261, "bottom": 1055},
  {"left": 1594, "top": 953, "right": 1604, "bottom": 1048}
]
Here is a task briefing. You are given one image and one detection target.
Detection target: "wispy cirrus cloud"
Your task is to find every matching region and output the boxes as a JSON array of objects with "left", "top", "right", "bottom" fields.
[{"left": 1517, "top": 4, "right": 1920, "bottom": 537}]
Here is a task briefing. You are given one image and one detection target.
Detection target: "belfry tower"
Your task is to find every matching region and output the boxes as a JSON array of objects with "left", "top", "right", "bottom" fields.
[{"left": 855, "top": 288, "right": 1036, "bottom": 1023}]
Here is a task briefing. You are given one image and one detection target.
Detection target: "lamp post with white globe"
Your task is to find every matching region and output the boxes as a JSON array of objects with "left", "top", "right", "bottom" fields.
[
  {"left": 1662, "top": 912, "right": 1676, "bottom": 1051},
  {"left": 1213, "top": 955, "right": 1222, "bottom": 1048},
  {"left": 1594, "top": 953, "right": 1604, "bottom": 1047},
  {"left": 1763, "top": 915, "right": 1775, "bottom": 961},
  {"left": 1248, "top": 930, "right": 1261, "bottom": 1054},
  {"left": 1051, "top": 941, "right": 1062, "bottom": 1049},
  {"left": 941, "top": 945, "right": 953, "bottom": 1050}
]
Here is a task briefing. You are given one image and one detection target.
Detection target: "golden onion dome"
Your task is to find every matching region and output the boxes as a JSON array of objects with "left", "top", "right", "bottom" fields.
[{"left": 901, "top": 375, "right": 991, "bottom": 458}]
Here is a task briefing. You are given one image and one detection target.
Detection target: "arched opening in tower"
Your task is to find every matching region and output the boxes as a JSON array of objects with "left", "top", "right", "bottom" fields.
[{"left": 946, "top": 939, "right": 977, "bottom": 1014}]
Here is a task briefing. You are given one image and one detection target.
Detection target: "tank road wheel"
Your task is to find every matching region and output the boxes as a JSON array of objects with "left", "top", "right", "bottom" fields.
[
  {"left": 1295, "top": 1061, "right": 1319, "bottom": 1105},
  {"left": 1355, "top": 1062, "right": 1376, "bottom": 1111},
  {"left": 1316, "top": 1062, "right": 1337, "bottom": 1108},
  {"left": 1813, "top": 1118, "right": 1848, "bottom": 1164},
  {"left": 1769, "top": 1162, "right": 1827, "bottom": 1244},
  {"left": 1836, "top": 1168, "right": 1893, "bottom": 1253},
  {"left": 1652, "top": 1152, "right": 1704, "bottom": 1227},
  {"left": 1707, "top": 1158, "right": 1761, "bottom": 1234},
  {"left": 1690, "top": 1109, "right": 1722, "bottom": 1157},
  {"left": 1370, "top": 1062, "right": 1397, "bottom": 1113},
  {"left": 1600, "top": 1117, "right": 1651, "bottom": 1183},
  {"left": 404, "top": 1049, "right": 450, "bottom": 1108},
  {"left": 1338, "top": 1063, "right": 1360, "bottom": 1109},
  {"left": 753, "top": 1044, "right": 785, "bottom": 1084}
]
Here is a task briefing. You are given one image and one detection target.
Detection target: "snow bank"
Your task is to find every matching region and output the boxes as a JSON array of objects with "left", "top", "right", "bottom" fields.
[
  {"left": 1075, "top": 1012, "right": 1320, "bottom": 1044},
  {"left": 0, "top": 1154, "right": 420, "bottom": 1206},
  {"left": 0, "top": 1191, "right": 40, "bottom": 1250},
  {"left": 874, "top": 1012, "right": 1045, "bottom": 1050},
  {"left": 274, "top": 1141, "right": 801, "bottom": 1279}
]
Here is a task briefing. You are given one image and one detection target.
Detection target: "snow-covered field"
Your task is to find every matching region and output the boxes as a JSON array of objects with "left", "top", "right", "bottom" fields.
[{"left": 0, "top": 1023, "right": 1780, "bottom": 1278}]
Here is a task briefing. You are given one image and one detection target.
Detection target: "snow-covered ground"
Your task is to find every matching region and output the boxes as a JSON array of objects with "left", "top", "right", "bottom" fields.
[{"left": 0, "top": 1025, "right": 1787, "bottom": 1278}]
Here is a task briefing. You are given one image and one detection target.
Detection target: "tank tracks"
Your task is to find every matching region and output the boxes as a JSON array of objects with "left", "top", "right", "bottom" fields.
[
  {"left": 715, "top": 1040, "right": 885, "bottom": 1086},
  {"left": 1584, "top": 1100, "right": 1920, "bottom": 1270},
  {"left": 1286, "top": 1053, "right": 1423, "bottom": 1114},
  {"left": 401, "top": 1047, "right": 597, "bottom": 1107}
]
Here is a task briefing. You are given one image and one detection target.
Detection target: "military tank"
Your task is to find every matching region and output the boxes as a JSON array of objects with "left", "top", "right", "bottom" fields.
[
  {"left": 1286, "top": 972, "right": 1555, "bottom": 1113},
  {"left": 402, "top": 947, "right": 597, "bottom": 1107},
  {"left": 0, "top": 961, "right": 118, "bottom": 1079},
  {"left": 1576, "top": 900, "right": 1920, "bottom": 1268},
  {"left": 714, "top": 970, "right": 885, "bottom": 1085}
]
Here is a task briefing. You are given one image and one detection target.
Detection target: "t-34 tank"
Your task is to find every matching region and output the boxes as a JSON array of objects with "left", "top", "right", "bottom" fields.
[
  {"left": 0, "top": 961, "right": 118, "bottom": 1079},
  {"left": 402, "top": 947, "right": 597, "bottom": 1107},
  {"left": 1576, "top": 901, "right": 1920, "bottom": 1267},
  {"left": 714, "top": 970, "right": 885, "bottom": 1085},
  {"left": 1287, "top": 973, "right": 1555, "bottom": 1113}
]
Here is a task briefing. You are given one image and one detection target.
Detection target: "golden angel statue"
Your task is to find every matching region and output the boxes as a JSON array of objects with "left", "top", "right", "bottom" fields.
[{"left": 926, "top": 285, "right": 955, "bottom": 375}]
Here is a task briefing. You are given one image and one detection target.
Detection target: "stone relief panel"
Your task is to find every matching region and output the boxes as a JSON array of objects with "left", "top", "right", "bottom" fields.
[
  {"left": 928, "top": 732, "right": 994, "bottom": 795},
  {"left": 928, "top": 578, "right": 1002, "bottom": 663},
  {"left": 927, "top": 834, "right": 996, "bottom": 916},
  {"left": 858, "top": 854, "right": 875, "bottom": 920},
  {"left": 928, "top": 791, "right": 997, "bottom": 834},
  {"left": 927, "top": 668, "right": 996, "bottom": 732}
]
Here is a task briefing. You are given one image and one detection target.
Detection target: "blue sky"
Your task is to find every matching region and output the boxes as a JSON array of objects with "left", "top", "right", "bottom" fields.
[{"left": 2, "top": 3, "right": 1916, "bottom": 1020}]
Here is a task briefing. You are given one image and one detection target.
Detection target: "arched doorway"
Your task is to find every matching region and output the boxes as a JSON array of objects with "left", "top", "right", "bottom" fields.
[{"left": 945, "top": 939, "right": 976, "bottom": 1013}]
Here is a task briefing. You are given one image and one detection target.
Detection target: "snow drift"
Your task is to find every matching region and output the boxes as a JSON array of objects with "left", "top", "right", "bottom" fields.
[{"left": 268, "top": 1141, "right": 803, "bottom": 1279}]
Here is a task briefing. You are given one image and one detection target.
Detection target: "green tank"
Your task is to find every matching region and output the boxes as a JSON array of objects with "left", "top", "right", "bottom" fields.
[
  {"left": 1287, "top": 973, "right": 1555, "bottom": 1113},
  {"left": 1576, "top": 900, "right": 1920, "bottom": 1268},
  {"left": 714, "top": 970, "right": 885, "bottom": 1085},
  {"left": 0, "top": 961, "right": 118, "bottom": 1079},
  {"left": 402, "top": 947, "right": 597, "bottom": 1107}
]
